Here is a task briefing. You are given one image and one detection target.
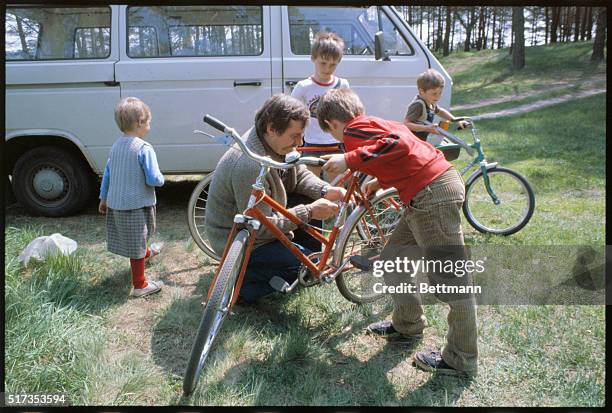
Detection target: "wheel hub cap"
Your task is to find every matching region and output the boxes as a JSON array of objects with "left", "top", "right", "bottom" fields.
[{"left": 33, "top": 169, "right": 65, "bottom": 200}]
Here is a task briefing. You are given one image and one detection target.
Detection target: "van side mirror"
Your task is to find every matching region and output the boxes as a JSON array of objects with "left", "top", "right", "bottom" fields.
[{"left": 374, "top": 31, "right": 390, "bottom": 61}]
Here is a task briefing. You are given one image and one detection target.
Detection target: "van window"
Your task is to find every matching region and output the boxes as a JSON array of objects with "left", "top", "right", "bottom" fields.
[
  {"left": 74, "top": 27, "right": 111, "bottom": 58},
  {"left": 5, "top": 7, "right": 111, "bottom": 60},
  {"left": 127, "top": 6, "right": 263, "bottom": 58},
  {"left": 128, "top": 26, "right": 159, "bottom": 57},
  {"left": 379, "top": 9, "right": 414, "bottom": 56},
  {"left": 288, "top": 6, "right": 414, "bottom": 56}
]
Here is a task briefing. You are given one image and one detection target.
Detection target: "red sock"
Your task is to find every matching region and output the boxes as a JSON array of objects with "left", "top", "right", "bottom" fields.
[{"left": 130, "top": 258, "right": 147, "bottom": 289}]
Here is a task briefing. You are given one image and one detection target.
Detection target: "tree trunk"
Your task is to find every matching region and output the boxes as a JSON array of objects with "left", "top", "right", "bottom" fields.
[
  {"left": 591, "top": 7, "right": 606, "bottom": 62},
  {"left": 563, "top": 7, "right": 572, "bottom": 42},
  {"left": 574, "top": 6, "right": 582, "bottom": 41},
  {"left": 450, "top": 12, "right": 455, "bottom": 52},
  {"left": 428, "top": 7, "right": 432, "bottom": 48},
  {"left": 512, "top": 7, "right": 525, "bottom": 69},
  {"left": 465, "top": 8, "right": 477, "bottom": 51},
  {"left": 443, "top": 6, "right": 452, "bottom": 55},
  {"left": 484, "top": 7, "right": 491, "bottom": 49},
  {"left": 531, "top": 7, "right": 538, "bottom": 46},
  {"left": 491, "top": 7, "right": 497, "bottom": 49},
  {"left": 551, "top": 7, "right": 560, "bottom": 43},
  {"left": 419, "top": 7, "right": 423, "bottom": 40},
  {"left": 15, "top": 16, "right": 29, "bottom": 55},
  {"left": 498, "top": 9, "right": 505, "bottom": 49},
  {"left": 476, "top": 6, "right": 484, "bottom": 50},
  {"left": 545, "top": 7, "right": 549, "bottom": 44},
  {"left": 580, "top": 7, "right": 588, "bottom": 40},
  {"left": 586, "top": 7, "right": 594, "bottom": 40},
  {"left": 437, "top": 6, "right": 444, "bottom": 51}
]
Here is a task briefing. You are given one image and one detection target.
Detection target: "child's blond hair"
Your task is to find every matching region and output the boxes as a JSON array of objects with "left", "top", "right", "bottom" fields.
[
  {"left": 317, "top": 88, "right": 364, "bottom": 132},
  {"left": 114, "top": 97, "right": 151, "bottom": 133},
  {"left": 311, "top": 32, "right": 345, "bottom": 62},
  {"left": 417, "top": 69, "right": 445, "bottom": 91}
]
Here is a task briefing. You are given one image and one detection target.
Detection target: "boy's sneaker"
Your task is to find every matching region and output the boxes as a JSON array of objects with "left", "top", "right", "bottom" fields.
[
  {"left": 132, "top": 280, "right": 163, "bottom": 298},
  {"left": 365, "top": 320, "right": 423, "bottom": 343},
  {"left": 413, "top": 350, "right": 473, "bottom": 377}
]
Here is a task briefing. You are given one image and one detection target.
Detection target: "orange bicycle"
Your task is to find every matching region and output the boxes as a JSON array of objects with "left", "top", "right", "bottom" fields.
[{"left": 183, "top": 115, "right": 401, "bottom": 395}]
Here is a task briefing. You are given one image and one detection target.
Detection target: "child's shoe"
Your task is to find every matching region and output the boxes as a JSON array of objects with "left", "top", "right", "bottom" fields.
[{"left": 132, "top": 279, "right": 163, "bottom": 298}]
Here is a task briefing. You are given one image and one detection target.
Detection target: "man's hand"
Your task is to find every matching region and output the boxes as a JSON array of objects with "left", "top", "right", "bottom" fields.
[
  {"left": 98, "top": 200, "right": 107, "bottom": 214},
  {"left": 364, "top": 178, "right": 381, "bottom": 198},
  {"left": 321, "top": 154, "right": 348, "bottom": 175},
  {"left": 324, "top": 186, "right": 346, "bottom": 202},
  {"left": 309, "top": 198, "right": 340, "bottom": 220}
]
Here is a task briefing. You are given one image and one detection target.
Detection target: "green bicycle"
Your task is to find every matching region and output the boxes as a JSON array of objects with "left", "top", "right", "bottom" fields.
[{"left": 434, "top": 117, "right": 535, "bottom": 235}]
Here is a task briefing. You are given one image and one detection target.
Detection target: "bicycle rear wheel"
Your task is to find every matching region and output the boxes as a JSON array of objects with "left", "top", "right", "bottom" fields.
[
  {"left": 187, "top": 173, "right": 220, "bottom": 261},
  {"left": 463, "top": 166, "right": 535, "bottom": 235},
  {"left": 182, "top": 229, "right": 249, "bottom": 395},
  {"left": 335, "top": 189, "right": 402, "bottom": 304}
]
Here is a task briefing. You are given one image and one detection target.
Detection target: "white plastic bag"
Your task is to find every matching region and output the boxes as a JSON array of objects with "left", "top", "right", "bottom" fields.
[{"left": 18, "top": 233, "right": 78, "bottom": 266}]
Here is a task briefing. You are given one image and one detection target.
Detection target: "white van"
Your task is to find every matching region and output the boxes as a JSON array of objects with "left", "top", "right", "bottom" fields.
[{"left": 5, "top": 5, "right": 452, "bottom": 216}]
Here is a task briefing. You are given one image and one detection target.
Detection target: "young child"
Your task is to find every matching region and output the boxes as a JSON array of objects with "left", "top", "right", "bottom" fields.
[
  {"left": 291, "top": 31, "right": 349, "bottom": 180},
  {"left": 404, "top": 68, "right": 469, "bottom": 147},
  {"left": 99, "top": 97, "right": 165, "bottom": 298},
  {"left": 318, "top": 88, "right": 478, "bottom": 377}
]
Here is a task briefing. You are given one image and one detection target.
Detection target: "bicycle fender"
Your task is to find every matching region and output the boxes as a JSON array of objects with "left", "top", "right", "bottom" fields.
[{"left": 332, "top": 188, "right": 399, "bottom": 267}]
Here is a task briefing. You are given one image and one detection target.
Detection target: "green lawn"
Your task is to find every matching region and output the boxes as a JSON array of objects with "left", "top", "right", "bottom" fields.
[
  {"left": 439, "top": 42, "right": 606, "bottom": 106},
  {"left": 4, "top": 42, "right": 606, "bottom": 406}
]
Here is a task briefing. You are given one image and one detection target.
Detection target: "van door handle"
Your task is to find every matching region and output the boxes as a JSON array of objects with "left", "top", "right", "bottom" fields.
[
  {"left": 104, "top": 81, "right": 120, "bottom": 87},
  {"left": 285, "top": 80, "right": 298, "bottom": 87},
  {"left": 233, "top": 81, "right": 262, "bottom": 87}
]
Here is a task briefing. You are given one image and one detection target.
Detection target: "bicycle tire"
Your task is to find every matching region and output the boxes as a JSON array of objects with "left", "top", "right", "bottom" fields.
[
  {"left": 187, "top": 173, "right": 220, "bottom": 261},
  {"left": 463, "top": 166, "right": 535, "bottom": 235},
  {"left": 182, "top": 229, "right": 249, "bottom": 395},
  {"left": 335, "top": 189, "right": 402, "bottom": 304}
]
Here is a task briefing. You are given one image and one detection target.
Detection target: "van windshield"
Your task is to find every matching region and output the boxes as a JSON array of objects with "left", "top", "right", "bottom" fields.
[{"left": 288, "top": 6, "right": 413, "bottom": 56}]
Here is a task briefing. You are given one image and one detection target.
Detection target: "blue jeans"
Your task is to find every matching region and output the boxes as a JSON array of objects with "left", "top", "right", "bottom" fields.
[{"left": 239, "top": 240, "right": 311, "bottom": 301}]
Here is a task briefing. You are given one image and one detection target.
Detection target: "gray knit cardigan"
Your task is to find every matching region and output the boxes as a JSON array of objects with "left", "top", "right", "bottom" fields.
[{"left": 205, "top": 127, "right": 328, "bottom": 255}]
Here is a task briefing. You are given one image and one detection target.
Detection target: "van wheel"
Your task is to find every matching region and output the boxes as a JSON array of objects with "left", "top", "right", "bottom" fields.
[{"left": 12, "top": 146, "right": 94, "bottom": 216}]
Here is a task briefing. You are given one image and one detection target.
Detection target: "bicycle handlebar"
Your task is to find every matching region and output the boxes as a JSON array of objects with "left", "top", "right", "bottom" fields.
[
  {"left": 199, "top": 114, "right": 325, "bottom": 170},
  {"left": 422, "top": 120, "right": 475, "bottom": 156},
  {"left": 203, "top": 114, "right": 228, "bottom": 132}
]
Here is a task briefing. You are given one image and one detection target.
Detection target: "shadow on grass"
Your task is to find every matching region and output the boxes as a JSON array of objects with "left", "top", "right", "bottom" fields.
[
  {"left": 152, "top": 281, "right": 471, "bottom": 406},
  {"left": 81, "top": 268, "right": 133, "bottom": 312},
  {"left": 150, "top": 269, "right": 215, "bottom": 379}
]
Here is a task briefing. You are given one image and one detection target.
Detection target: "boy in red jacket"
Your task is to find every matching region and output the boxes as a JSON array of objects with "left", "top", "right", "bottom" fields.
[{"left": 319, "top": 88, "right": 478, "bottom": 377}]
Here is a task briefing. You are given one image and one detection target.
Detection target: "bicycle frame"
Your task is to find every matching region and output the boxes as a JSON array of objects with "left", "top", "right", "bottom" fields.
[
  {"left": 205, "top": 168, "right": 390, "bottom": 310},
  {"left": 435, "top": 120, "right": 502, "bottom": 204}
]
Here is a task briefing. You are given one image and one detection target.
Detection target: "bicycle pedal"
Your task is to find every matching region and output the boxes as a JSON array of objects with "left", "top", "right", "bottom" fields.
[
  {"left": 269, "top": 276, "right": 291, "bottom": 293},
  {"left": 349, "top": 255, "right": 373, "bottom": 271}
]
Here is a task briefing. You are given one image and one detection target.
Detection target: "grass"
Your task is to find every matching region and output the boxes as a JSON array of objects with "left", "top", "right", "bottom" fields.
[
  {"left": 4, "top": 42, "right": 606, "bottom": 406},
  {"left": 441, "top": 42, "right": 606, "bottom": 106}
]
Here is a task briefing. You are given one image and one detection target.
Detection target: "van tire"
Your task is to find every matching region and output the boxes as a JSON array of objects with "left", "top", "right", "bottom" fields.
[{"left": 12, "top": 146, "right": 94, "bottom": 216}]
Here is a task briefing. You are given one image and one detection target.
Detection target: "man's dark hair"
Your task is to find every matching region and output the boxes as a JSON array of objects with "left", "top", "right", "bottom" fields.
[{"left": 255, "top": 94, "right": 309, "bottom": 138}]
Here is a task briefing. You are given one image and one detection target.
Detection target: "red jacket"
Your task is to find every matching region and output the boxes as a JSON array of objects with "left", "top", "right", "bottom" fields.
[{"left": 343, "top": 115, "right": 451, "bottom": 204}]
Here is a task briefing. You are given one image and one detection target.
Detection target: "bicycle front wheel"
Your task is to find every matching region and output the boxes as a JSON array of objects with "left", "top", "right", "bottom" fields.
[
  {"left": 463, "top": 166, "right": 535, "bottom": 235},
  {"left": 336, "top": 188, "right": 402, "bottom": 304},
  {"left": 182, "top": 229, "right": 249, "bottom": 396},
  {"left": 187, "top": 173, "right": 220, "bottom": 261}
]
